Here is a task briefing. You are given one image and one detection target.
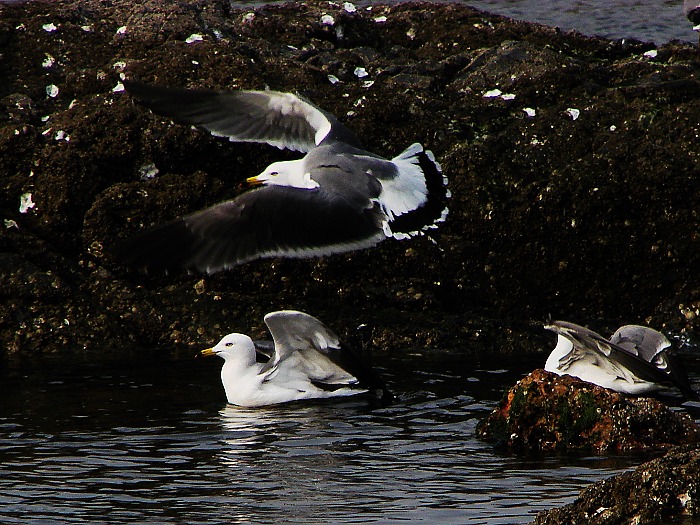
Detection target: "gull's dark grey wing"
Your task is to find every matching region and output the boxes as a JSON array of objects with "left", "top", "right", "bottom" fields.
[
  {"left": 262, "top": 310, "right": 391, "bottom": 400},
  {"left": 252, "top": 339, "right": 274, "bottom": 362},
  {"left": 124, "top": 81, "right": 362, "bottom": 152},
  {"left": 113, "top": 184, "right": 386, "bottom": 274},
  {"left": 611, "top": 326, "right": 696, "bottom": 399},
  {"left": 546, "top": 321, "right": 689, "bottom": 392}
]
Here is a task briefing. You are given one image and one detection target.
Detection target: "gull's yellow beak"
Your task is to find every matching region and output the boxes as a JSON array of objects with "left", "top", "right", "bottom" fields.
[
  {"left": 246, "top": 175, "right": 263, "bottom": 187},
  {"left": 200, "top": 347, "right": 217, "bottom": 357}
]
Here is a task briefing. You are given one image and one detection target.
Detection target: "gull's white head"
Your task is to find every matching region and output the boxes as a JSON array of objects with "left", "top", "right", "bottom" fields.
[
  {"left": 246, "top": 160, "right": 319, "bottom": 189},
  {"left": 201, "top": 333, "right": 256, "bottom": 364}
]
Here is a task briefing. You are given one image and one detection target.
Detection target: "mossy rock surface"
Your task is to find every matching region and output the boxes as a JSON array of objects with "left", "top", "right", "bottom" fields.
[{"left": 476, "top": 369, "right": 700, "bottom": 453}]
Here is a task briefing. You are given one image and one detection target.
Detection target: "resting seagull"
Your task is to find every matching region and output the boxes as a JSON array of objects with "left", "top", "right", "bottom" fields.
[
  {"left": 200, "top": 310, "right": 391, "bottom": 407},
  {"left": 114, "top": 81, "right": 449, "bottom": 274},
  {"left": 544, "top": 320, "right": 696, "bottom": 397}
]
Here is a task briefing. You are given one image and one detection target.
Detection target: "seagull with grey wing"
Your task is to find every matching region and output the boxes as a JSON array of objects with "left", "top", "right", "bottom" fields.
[
  {"left": 544, "top": 320, "right": 696, "bottom": 398},
  {"left": 114, "top": 81, "right": 449, "bottom": 274},
  {"left": 200, "top": 310, "right": 391, "bottom": 407}
]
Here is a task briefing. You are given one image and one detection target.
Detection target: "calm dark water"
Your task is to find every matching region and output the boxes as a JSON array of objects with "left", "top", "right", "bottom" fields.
[
  {"left": 225, "top": 0, "right": 697, "bottom": 44},
  {"left": 462, "top": 0, "right": 696, "bottom": 44},
  {"left": 2, "top": 350, "right": 696, "bottom": 525}
]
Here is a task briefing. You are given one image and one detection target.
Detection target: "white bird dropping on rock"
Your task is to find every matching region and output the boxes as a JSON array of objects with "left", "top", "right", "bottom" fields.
[
  {"left": 354, "top": 67, "right": 368, "bottom": 78},
  {"left": 42, "top": 23, "right": 58, "bottom": 32},
  {"left": 523, "top": 107, "right": 536, "bottom": 117},
  {"left": 46, "top": 85, "right": 59, "bottom": 98},
  {"left": 185, "top": 33, "right": 204, "bottom": 44},
  {"left": 42, "top": 54, "right": 55, "bottom": 68},
  {"left": 139, "top": 162, "right": 159, "bottom": 180},
  {"left": 565, "top": 108, "right": 580, "bottom": 120},
  {"left": 19, "top": 193, "right": 35, "bottom": 213},
  {"left": 483, "top": 88, "right": 502, "bottom": 98}
]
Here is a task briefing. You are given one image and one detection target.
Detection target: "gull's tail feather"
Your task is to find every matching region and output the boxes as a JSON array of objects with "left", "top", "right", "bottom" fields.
[{"left": 388, "top": 143, "right": 449, "bottom": 238}]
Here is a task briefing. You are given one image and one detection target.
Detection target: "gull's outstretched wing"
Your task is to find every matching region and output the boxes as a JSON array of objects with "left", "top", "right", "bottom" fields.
[
  {"left": 611, "top": 325, "right": 696, "bottom": 398},
  {"left": 113, "top": 184, "right": 386, "bottom": 274},
  {"left": 262, "top": 310, "right": 390, "bottom": 399},
  {"left": 124, "top": 81, "right": 362, "bottom": 152}
]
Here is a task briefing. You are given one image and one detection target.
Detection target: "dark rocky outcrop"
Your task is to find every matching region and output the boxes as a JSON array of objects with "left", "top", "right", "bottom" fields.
[
  {"left": 476, "top": 369, "right": 699, "bottom": 453},
  {"left": 533, "top": 442, "right": 700, "bottom": 524},
  {"left": 1, "top": 0, "right": 699, "bottom": 359}
]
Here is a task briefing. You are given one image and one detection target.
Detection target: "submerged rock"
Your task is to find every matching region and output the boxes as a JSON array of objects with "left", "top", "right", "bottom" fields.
[
  {"left": 1, "top": 0, "right": 699, "bottom": 356},
  {"left": 533, "top": 442, "right": 700, "bottom": 524},
  {"left": 476, "top": 369, "right": 699, "bottom": 453}
]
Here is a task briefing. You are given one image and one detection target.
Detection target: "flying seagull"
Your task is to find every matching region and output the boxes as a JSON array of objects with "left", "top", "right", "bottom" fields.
[
  {"left": 200, "top": 310, "right": 391, "bottom": 407},
  {"left": 544, "top": 320, "right": 695, "bottom": 397},
  {"left": 114, "top": 81, "right": 449, "bottom": 274}
]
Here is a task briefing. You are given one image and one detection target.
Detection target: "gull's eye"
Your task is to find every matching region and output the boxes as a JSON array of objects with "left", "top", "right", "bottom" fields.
[
  {"left": 270, "top": 171, "right": 278, "bottom": 176},
  {"left": 225, "top": 342, "right": 233, "bottom": 347}
]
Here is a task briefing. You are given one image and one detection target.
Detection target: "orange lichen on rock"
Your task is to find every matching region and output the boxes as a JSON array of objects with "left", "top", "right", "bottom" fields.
[{"left": 477, "top": 369, "right": 699, "bottom": 453}]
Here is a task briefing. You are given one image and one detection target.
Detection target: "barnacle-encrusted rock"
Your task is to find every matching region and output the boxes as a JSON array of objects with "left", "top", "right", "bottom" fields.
[
  {"left": 533, "top": 443, "right": 700, "bottom": 524},
  {"left": 1, "top": 0, "right": 699, "bottom": 356},
  {"left": 476, "top": 369, "right": 700, "bottom": 453}
]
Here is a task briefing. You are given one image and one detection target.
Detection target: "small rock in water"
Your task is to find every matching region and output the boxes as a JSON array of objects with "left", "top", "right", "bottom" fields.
[
  {"left": 42, "top": 23, "right": 58, "bottom": 32},
  {"left": 476, "top": 369, "right": 700, "bottom": 453},
  {"left": 46, "top": 85, "right": 59, "bottom": 98},
  {"left": 320, "top": 14, "right": 335, "bottom": 26},
  {"left": 523, "top": 107, "right": 536, "bottom": 117},
  {"left": 483, "top": 88, "right": 502, "bottom": 98}
]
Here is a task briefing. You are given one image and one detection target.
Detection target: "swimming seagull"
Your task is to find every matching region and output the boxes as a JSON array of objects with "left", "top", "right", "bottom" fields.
[
  {"left": 544, "top": 320, "right": 696, "bottom": 397},
  {"left": 200, "top": 310, "right": 391, "bottom": 407},
  {"left": 114, "top": 80, "right": 449, "bottom": 274}
]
